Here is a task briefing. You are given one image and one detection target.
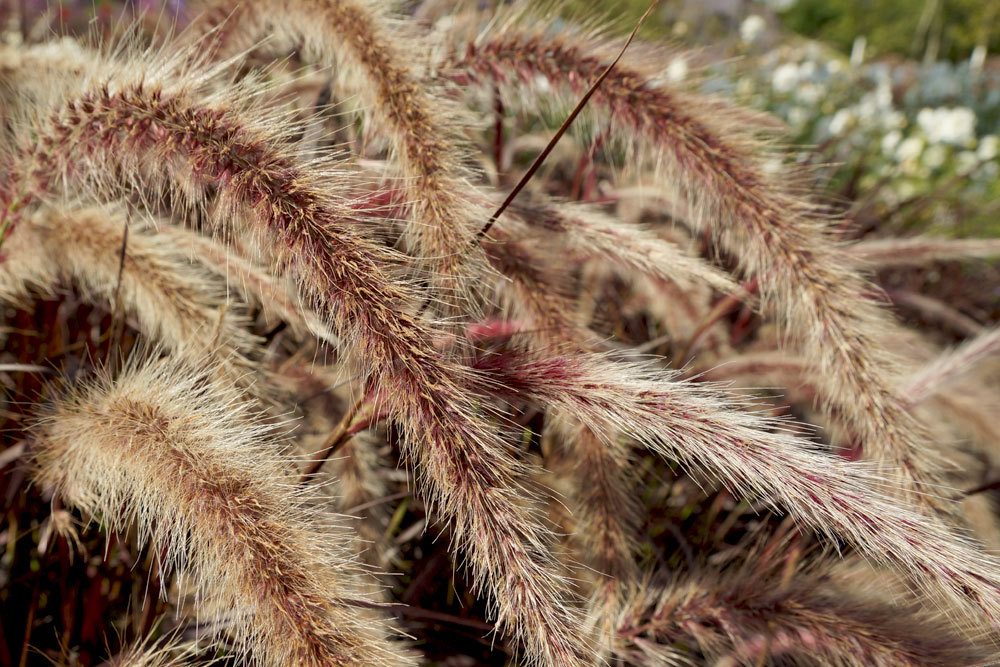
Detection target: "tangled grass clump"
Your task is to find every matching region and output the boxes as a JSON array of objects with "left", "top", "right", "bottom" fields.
[{"left": 1, "top": 2, "right": 999, "bottom": 665}]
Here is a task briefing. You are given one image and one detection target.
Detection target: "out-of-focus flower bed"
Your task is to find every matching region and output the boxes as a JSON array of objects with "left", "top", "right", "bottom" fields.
[{"left": 702, "top": 36, "right": 1000, "bottom": 237}]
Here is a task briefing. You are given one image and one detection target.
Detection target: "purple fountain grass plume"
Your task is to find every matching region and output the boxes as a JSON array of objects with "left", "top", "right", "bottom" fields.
[
  {"left": 0, "top": 205, "right": 259, "bottom": 381},
  {"left": 545, "top": 417, "right": 641, "bottom": 658},
  {"left": 478, "top": 202, "right": 730, "bottom": 356},
  {"left": 328, "top": 431, "right": 393, "bottom": 567},
  {"left": 98, "top": 636, "right": 201, "bottom": 667},
  {"left": 552, "top": 426, "right": 639, "bottom": 586},
  {"left": 470, "top": 216, "right": 659, "bottom": 649},
  {"left": 631, "top": 270, "right": 732, "bottom": 361},
  {"left": 888, "top": 290, "right": 986, "bottom": 337},
  {"left": 188, "top": 0, "right": 491, "bottom": 310},
  {"left": 0, "top": 40, "right": 96, "bottom": 150},
  {"left": 849, "top": 237, "right": 1000, "bottom": 268},
  {"left": 32, "top": 355, "right": 413, "bottom": 666},
  {"left": 702, "top": 343, "right": 1000, "bottom": 499},
  {"left": 504, "top": 198, "right": 737, "bottom": 295},
  {"left": 904, "top": 328, "right": 1000, "bottom": 408},
  {"left": 0, "top": 50, "right": 591, "bottom": 666},
  {"left": 614, "top": 553, "right": 993, "bottom": 666},
  {"left": 472, "top": 237, "right": 646, "bottom": 596},
  {"left": 481, "top": 224, "right": 586, "bottom": 347},
  {"left": 476, "top": 230, "right": 804, "bottom": 647},
  {"left": 696, "top": 347, "right": 1000, "bottom": 546},
  {"left": 268, "top": 361, "right": 395, "bottom": 571},
  {"left": 478, "top": 215, "right": 849, "bottom": 649},
  {"left": 699, "top": 352, "right": 814, "bottom": 390},
  {"left": 296, "top": 176, "right": 739, "bottom": 346},
  {"left": 473, "top": 225, "right": 650, "bottom": 654},
  {"left": 470, "top": 344, "right": 1000, "bottom": 628},
  {"left": 936, "top": 390, "right": 1000, "bottom": 469},
  {"left": 446, "top": 13, "right": 944, "bottom": 510},
  {"left": 156, "top": 224, "right": 340, "bottom": 347},
  {"left": 466, "top": 189, "right": 993, "bottom": 636}
]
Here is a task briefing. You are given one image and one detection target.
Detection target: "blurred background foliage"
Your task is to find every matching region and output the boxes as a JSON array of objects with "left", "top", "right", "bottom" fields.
[
  {"left": 563, "top": 0, "right": 998, "bottom": 61},
  {"left": 781, "top": 0, "right": 998, "bottom": 61}
]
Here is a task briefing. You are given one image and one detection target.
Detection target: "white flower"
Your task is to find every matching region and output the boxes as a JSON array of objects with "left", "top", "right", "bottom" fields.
[
  {"left": 881, "top": 111, "right": 906, "bottom": 131},
  {"left": 978, "top": 135, "right": 999, "bottom": 161},
  {"left": 740, "top": 15, "right": 766, "bottom": 44},
  {"left": 787, "top": 106, "right": 809, "bottom": 128},
  {"left": 666, "top": 56, "right": 688, "bottom": 83},
  {"left": 922, "top": 144, "right": 948, "bottom": 170},
  {"left": 917, "top": 107, "right": 976, "bottom": 145},
  {"left": 896, "top": 136, "right": 925, "bottom": 163},
  {"left": 956, "top": 151, "right": 979, "bottom": 174},
  {"left": 855, "top": 96, "right": 879, "bottom": 122},
  {"left": 873, "top": 81, "right": 893, "bottom": 110},
  {"left": 915, "top": 108, "right": 934, "bottom": 130},
  {"left": 796, "top": 83, "right": 823, "bottom": 105},
  {"left": 772, "top": 63, "right": 800, "bottom": 93},
  {"left": 943, "top": 108, "right": 976, "bottom": 145},
  {"left": 881, "top": 130, "right": 902, "bottom": 155},
  {"left": 828, "top": 108, "right": 855, "bottom": 135}
]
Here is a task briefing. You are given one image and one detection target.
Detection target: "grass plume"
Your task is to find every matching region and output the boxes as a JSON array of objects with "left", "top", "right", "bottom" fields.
[
  {"left": 449, "top": 15, "right": 943, "bottom": 508},
  {"left": 190, "top": 0, "right": 490, "bottom": 308},
  {"left": 32, "top": 355, "right": 412, "bottom": 666},
  {"left": 0, "top": 45, "right": 589, "bottom": 666},
  {"left": 0, "top": 205, "right": 258, "bottom": 379}
]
